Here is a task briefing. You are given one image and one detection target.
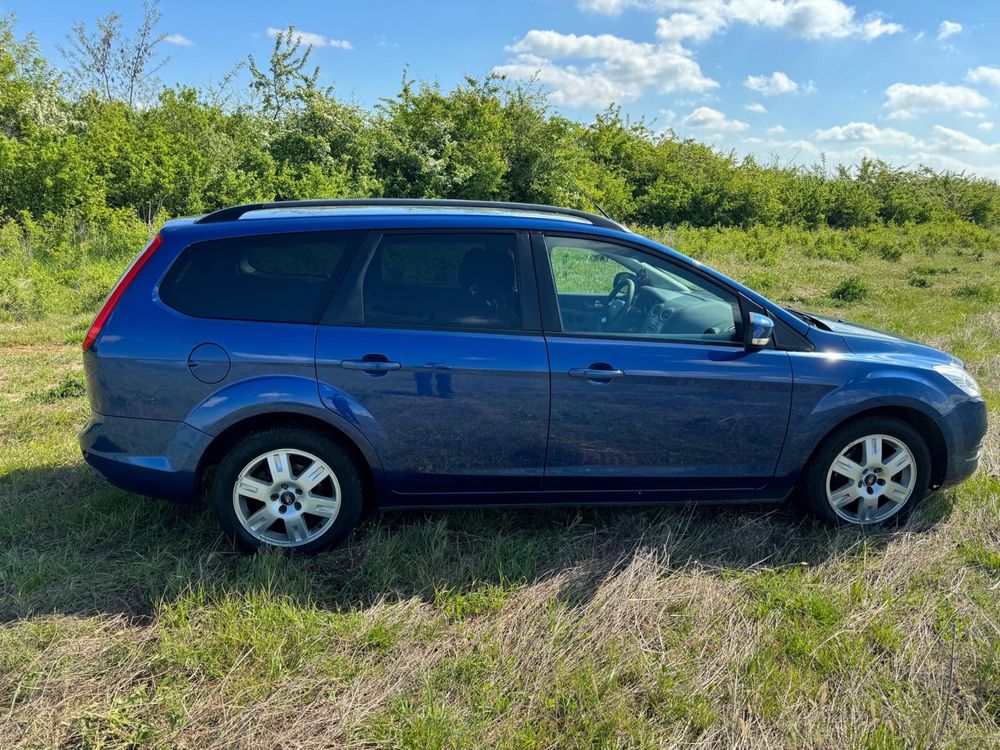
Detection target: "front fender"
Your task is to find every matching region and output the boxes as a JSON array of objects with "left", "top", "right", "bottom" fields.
[
  {"left": 777, "top": 354, "right": 959, "bottom": 478},
  {"left": 184, "top": 374, "right": 387, "bottom": 492}
]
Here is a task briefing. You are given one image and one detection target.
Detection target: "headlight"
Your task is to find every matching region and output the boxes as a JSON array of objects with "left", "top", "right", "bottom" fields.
[{"left": 934, "top": 363, "right": 981, "bottom": 398}]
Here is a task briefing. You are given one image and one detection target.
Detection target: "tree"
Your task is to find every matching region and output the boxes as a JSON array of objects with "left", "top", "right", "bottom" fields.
[
  {"left": 248, "top": 26, "right": 324, "bottom": 121},
  {"left": 60, "top": 0, "right": 167, "bottom": 107}
]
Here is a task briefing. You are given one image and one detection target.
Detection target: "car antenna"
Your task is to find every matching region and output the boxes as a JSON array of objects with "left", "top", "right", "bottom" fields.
[{"left": 569, "top": 180, "right": 628, "bottom": 231}]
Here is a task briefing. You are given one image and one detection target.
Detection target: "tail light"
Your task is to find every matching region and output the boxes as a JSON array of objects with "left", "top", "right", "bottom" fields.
[{"left": 82, "top": 234, "right": 163, "bottom": 351}]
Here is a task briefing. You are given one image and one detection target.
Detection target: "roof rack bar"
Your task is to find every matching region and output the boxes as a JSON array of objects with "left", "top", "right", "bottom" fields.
[{"left": 194, "top": 198, "right": 628, "bottom": 231}]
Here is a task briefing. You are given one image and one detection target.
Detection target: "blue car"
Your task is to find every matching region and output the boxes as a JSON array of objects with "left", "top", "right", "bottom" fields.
[{"left": 80, "top": 199, "right": 988, "bottom": 553}]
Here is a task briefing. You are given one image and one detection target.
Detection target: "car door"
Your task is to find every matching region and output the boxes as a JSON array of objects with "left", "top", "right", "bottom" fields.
[
  {"left": 535, "top": 233, "right": 793, "bottom": 497},
  {"left": 315, "top": 230, "right": 550, "bottom": 499}
]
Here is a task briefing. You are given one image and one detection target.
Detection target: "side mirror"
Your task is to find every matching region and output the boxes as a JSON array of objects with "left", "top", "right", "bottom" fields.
[{"left": 746, "top": 312, "right": 774, "bottom": 349}]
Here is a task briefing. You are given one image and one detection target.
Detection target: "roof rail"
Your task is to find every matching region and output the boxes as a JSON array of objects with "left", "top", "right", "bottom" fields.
[{"left": 194, "top": 198, "right": 628, "bottom": 231}]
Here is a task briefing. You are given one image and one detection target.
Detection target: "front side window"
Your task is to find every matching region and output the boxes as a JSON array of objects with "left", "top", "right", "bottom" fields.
[
  {"left": 160, "top": 231, "right": 363, "bottom": 323},
  {"left": 363, "top": 233, "right": 521, "bottom": 331},
  {"left": 545, "top": 236, "right": 740, "bottom": 343}
]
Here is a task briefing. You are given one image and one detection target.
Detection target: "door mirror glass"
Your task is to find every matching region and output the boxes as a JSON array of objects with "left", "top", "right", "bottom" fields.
[{"left": 747, "top": 312, "right": 774, "bottom": 348}]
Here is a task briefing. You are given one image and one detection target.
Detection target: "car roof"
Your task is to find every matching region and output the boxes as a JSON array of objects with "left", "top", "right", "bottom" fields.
[{"left": 188, "top": 199, "right": 631, "bottom": 233}]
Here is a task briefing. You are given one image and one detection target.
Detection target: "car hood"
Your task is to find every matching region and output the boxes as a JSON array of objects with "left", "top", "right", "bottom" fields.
[{"left": 804, "top": 312, "right": 960, "bottom": 367}]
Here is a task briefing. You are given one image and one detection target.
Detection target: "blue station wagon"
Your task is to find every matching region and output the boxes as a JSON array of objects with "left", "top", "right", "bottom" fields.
[{"left": 80, "top": 199, "right": 988, "bottom": 553}]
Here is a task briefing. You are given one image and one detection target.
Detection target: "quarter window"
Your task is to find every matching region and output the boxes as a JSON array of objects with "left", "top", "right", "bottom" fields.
[
  {"left": 363, "top": 234, "right": 521, "bottom": 331},
  {"left": 545, "top": 236, "right": 740, "bottom": 343},
  {"left": 160, "top": 231, "right": 363, "bottom": 323}
]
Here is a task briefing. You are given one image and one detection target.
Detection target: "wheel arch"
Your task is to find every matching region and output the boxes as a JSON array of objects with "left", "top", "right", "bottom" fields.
[
  {"left": 196, "top": 411, "right": 384, "bottom": 511},
  {"left": 801, "top": 404, "right": 948, "bottom": 489}
]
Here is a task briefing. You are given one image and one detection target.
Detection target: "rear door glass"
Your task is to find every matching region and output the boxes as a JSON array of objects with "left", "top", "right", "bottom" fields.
[
  {"left": 160, "top": 231, "right": 364, "bottom": 323},
  {"left": 363, "top": 233, "right": 522, "bottom": 331}
]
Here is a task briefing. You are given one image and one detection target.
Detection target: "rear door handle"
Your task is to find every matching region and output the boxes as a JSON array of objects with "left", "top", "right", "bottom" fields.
[
  {"left": 569, "top": 367, "right": 625, "bottom": 380},
  {"left": 341, "top": 359, "right": 401, "bottom": 372}
]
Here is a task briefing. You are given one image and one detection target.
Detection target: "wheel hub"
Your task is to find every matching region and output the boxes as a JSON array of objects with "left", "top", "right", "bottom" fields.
[{"left": 278, "top": 490, "right": 297, "bottom": 505}]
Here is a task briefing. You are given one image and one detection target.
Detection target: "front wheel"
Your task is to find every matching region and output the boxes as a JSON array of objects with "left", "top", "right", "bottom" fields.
[
  {"left": 210, "top": 427, "right": 364, "bottom": 553},
  {"left": 802, "top": 417, "right": 931, "bottom": 526}
]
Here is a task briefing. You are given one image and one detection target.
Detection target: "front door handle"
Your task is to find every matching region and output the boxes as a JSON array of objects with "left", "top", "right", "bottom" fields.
[
  {"left": 341, "top": 358, "right": 401, "bottom": 373},
  {"left": 569, "top": 365, "right": 625, "bottom": 381}
]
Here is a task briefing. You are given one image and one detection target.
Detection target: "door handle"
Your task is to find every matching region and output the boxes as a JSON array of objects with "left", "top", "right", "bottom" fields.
[
  {"left": 341, "top": 359, "right": 401, "bottom": 372},
  {"left": 569, "top": 367, "right": 625, "bottom": 381}
]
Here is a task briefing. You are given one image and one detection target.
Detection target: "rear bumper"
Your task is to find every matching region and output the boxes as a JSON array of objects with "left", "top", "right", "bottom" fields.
[
  {"left": 79, "top": 413, "right": 213, "bottom": 503},
  {"left": 939, "top": 397, "right": 988, "bottom": 488}
]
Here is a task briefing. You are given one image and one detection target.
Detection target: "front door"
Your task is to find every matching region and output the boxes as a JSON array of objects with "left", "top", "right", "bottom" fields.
[
  {"left": 537, "top": 234, "right": 793, "bottom": 497},
  {"left": 316, "top": 231, "right": 549, "bottom": 498}
]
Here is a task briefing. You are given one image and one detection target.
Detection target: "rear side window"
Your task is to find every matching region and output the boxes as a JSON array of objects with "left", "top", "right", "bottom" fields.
[
  {"left": 363, "top": 233, "right": 521, "bottom": 331},
  {"left": 160, "top": 231, "right": 364, "bottom": 323}
]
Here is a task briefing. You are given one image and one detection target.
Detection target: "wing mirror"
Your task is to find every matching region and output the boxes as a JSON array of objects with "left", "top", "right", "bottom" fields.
[{"left": 746, "top": 312, "right": 774, "bottom": 349}]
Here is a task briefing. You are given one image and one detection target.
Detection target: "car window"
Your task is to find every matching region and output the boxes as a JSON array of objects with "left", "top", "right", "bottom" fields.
[
  {"left": 363, "top": 233, "right": 521, "bottom": 331},
  {"left": 545, "top": 236, "right": 740, "bottom": 343},
  {"left": 160, "top": 231, "right": 364, "bottom": 323}
]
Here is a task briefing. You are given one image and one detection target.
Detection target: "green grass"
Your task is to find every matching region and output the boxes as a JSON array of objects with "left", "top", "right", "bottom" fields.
[{"left": 1, "top": 223, "right": 999, "bottom": 748}]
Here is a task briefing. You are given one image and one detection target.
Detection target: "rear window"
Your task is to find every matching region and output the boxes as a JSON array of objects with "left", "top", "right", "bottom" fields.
[
  {"left": 363, "top": 233, "right": 521, "bottom": 331},
  {"left": 160, "top": 231, "right": 364, "bottom": 323}
]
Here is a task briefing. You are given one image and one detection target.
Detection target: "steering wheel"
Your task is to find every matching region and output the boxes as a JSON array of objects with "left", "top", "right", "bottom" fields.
[{"left": 604, "top": 274, "right": 636, "bottom": 329}]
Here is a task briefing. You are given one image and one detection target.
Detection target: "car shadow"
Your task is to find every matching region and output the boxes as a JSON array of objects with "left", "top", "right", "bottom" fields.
[{"left": 0, "top": 464, "right": 957, "bottom": 623}]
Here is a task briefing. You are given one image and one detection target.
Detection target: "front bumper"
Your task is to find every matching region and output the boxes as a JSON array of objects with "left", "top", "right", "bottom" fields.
[
  {"left": 938, "top": 397, "right": 988, "bottom": 488},
  {"left": 79, "top": 413, "right": 213, "bottom": 503}
]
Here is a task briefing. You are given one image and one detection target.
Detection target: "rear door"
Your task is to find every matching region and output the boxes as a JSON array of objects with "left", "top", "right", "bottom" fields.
[
  {"left": 315, "top": 230, "right": 550, "bottom": 499},
  {"left": 535, "top": 234, "right": 793, "bottom": 497}
]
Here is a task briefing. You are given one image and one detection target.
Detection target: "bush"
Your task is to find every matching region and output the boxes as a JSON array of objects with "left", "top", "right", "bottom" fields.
[{"left": 830, "top": 276, "right": 870, "bottom": 302}]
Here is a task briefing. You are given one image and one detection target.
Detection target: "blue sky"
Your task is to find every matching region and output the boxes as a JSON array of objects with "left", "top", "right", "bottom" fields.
[{"left": 6, "top": 0, "right": 1000, "bottom": 178}]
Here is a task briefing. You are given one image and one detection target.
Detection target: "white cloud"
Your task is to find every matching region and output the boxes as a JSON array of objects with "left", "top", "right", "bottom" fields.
[
  {"left": 577, "top": 0, "right": 902, "bottom": 41},
  {"left": 932, "top": 125, "right": 997, "bottom": 154},
  {"left": 966, "top": 66, "right": 1000, "bottom": 88},
  {"left": 978, "top": 121, "right": 995, "bottom": 132},
  {"left": 163, "top": 33, "right": 193, "bottom": 46},
  {"left": 908, "top": 152, "right": 1000, "bottom": 180},
  {"left": 745, "top": 71, "right": 799, "bottom": 96},
  {"left": 883, "top": 82, "right": 990, "bottom": 119},
  {"left": 815, "top": 121, "right": 923, "bottom": 147},
  {"left": 745, "top": 102, "right": 768, "bottom": 113},
  {"left": 767, "top": 125, "right": 786, "bottom": 135},
  {"left": 493, "top": 29, "right": 716, "bottom": 107},
  {"left": 860, "top": 18, "right": 903, "bottom": 40},
  {"left": 937, "top": 21, "right": 962, "bottom": 40},
  {"left": 681, "top": 106, "right": 748, "bottom": 132},
  {"left": 265, "top": 27, "right": 352, "bottom": 50}
]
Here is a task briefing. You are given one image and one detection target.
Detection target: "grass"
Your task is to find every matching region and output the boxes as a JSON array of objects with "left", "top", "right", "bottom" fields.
[{"left": 1, "top": 223, "right": 999, "bottom": 748}]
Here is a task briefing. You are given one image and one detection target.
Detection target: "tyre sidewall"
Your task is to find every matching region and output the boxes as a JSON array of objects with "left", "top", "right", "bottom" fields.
[
  {"left": 211, "top": 428, "right": 364, "bottom": 554},
  {"left": 804, "top": 417, "right": 931, "bottom": 527}
]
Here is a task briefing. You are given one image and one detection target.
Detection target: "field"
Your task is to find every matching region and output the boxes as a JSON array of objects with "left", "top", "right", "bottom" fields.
[{"left": 1, "top": 223, "right": 999, "bottom": 749}]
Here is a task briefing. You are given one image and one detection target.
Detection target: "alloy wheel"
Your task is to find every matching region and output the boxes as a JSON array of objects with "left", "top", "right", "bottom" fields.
[
  {"left": 232, "top": 448, "right": 341, "bottom": 547},
  {"left": 825, "top": 434, "right": 917, "bottom": 524}
]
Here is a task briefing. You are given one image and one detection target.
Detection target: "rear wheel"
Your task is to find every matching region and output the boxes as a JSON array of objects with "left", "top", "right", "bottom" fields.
[
  {"left": 210, "top": 427, "right": 364, "bottom": 553},
  {"left": 803, "top": 417, "right": 931, "bottom": 526}
]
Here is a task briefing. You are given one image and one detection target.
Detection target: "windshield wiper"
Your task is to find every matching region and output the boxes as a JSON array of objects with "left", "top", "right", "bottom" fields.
[{"left": 787, "top": 308, "right": 831, "bottom": 330}]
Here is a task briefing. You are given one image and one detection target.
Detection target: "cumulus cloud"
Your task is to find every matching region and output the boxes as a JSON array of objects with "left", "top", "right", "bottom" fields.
[
  {"left": 815, "top": 121, "right": 923, "bottom": 147},
  {"left": 265, "top": 27, "right": 352, "bottom": 49},
  {"left": 978, "top": 121, "right": 995, "bottom": 132},
  {"left": 163, "top": 33, "right": 193, "bottom": 46},
  {"left": 767, "top": 125, "right": 786, "bottom": 135},
  {"left": 745, "top": 71, "right": 799, "bottom": 96},
  {"left": 937, "top": 21, "right": 962, "bottom": 40},
  {"left": 577, "top": 0, "right": 902, "bottom": 41},
  {"left": 492, "top": 29, "right": 716, "bottom": 107},
  {"left": 883, "top": 82, "right": 990, "bottom": 119},
  {"left": 966, "top": 66, "right": 1000, "bottom": 88},
  {"left": 932, "top": 125, "right": 998, "bottom": 154},
  {"left": 745, "top": 102, "right": 768, "bottom": 113},
  {"left": 681, "top": 106, "right": 749, "bottom": 132}
]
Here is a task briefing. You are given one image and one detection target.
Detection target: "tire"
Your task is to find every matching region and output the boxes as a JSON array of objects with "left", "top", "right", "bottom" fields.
[
  {"left": 802, "top": 416, "right": 931, "bottom": 527},
  {"left": 210, "top": 427, "right": 364, "bottom": 554}
]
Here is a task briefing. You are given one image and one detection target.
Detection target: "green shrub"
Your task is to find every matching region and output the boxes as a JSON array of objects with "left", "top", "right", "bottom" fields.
[{"left": 831, "top": 276, "right": 870, "bottom": 302}]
